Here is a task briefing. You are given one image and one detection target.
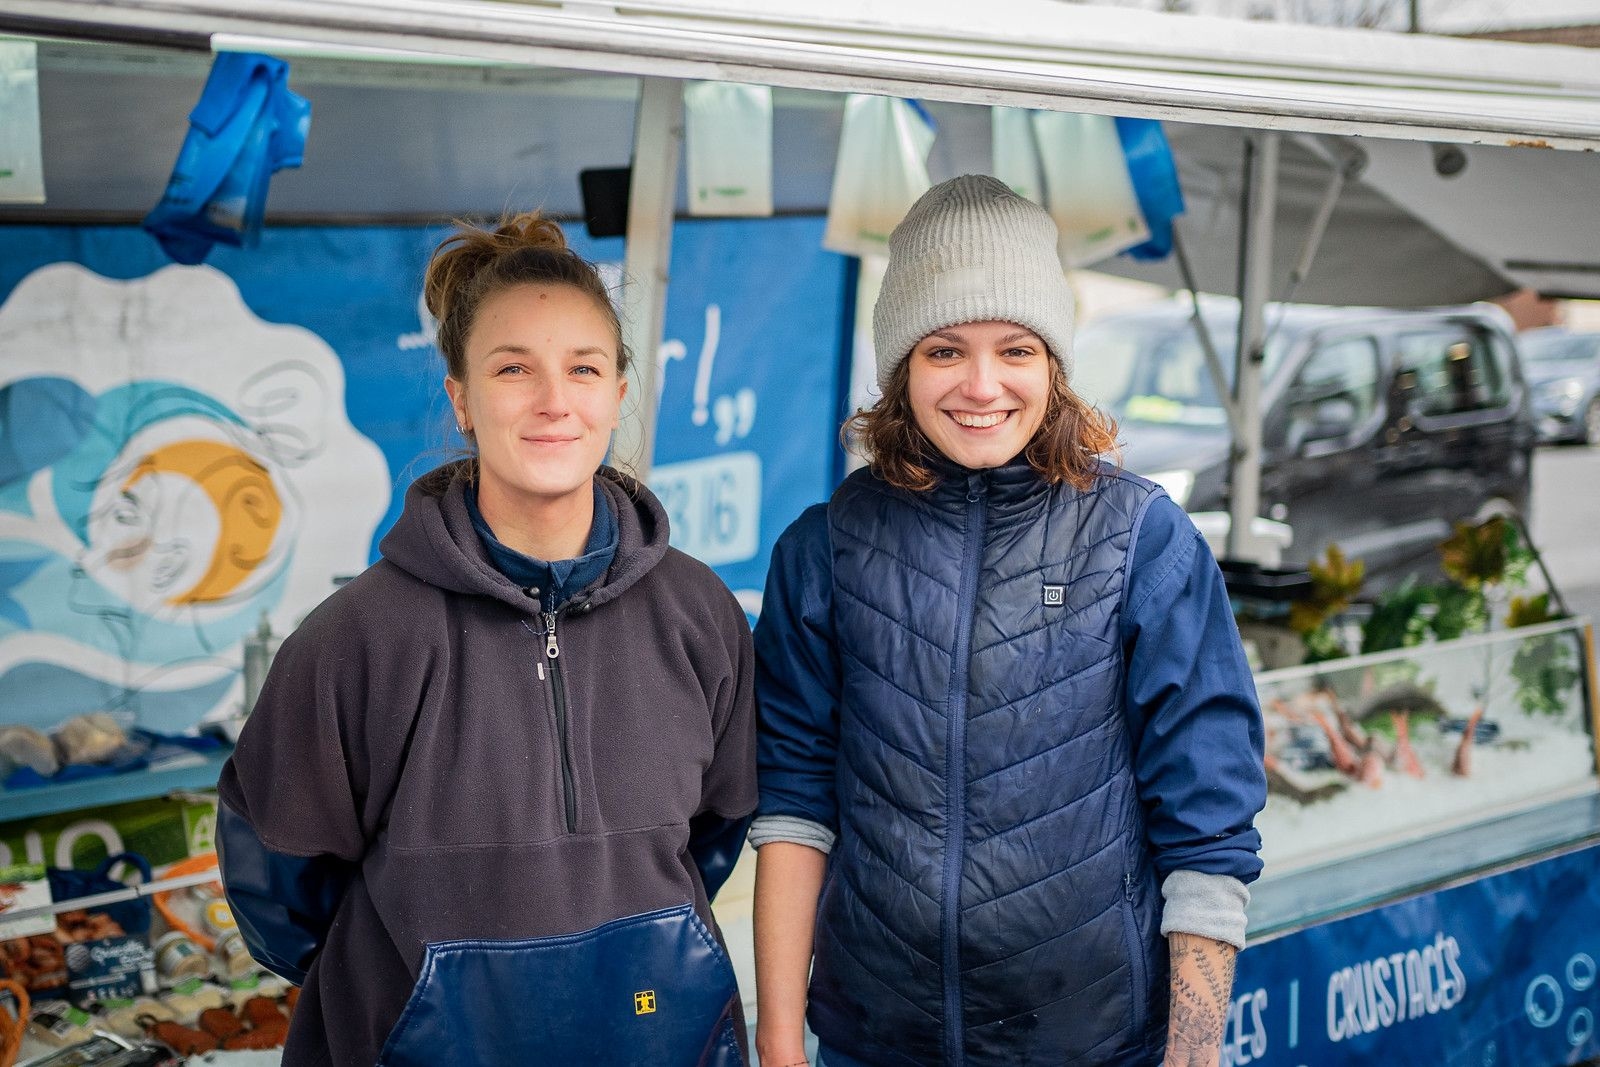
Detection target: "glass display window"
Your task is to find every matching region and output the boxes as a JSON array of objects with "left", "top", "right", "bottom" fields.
[{"left": 1255, "top": 618, "right": 1598, "bottom": 874}]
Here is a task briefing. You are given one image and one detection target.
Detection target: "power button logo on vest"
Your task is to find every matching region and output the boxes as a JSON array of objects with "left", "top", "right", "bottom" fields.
[{"left": 1042, "top": 584, "right": 1065, "bottom": 607}]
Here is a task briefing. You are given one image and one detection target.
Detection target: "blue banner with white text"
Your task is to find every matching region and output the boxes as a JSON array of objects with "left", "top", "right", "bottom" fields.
[{"left": 1228, "top": 845, "right": 1600, "bottom": 1067}]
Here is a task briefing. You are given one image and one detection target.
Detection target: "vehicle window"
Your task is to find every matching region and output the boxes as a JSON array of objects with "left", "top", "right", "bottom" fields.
[
  {"left": 1522, "top": 332, "right": 1600, "bottom": 364},
  {"left": 1289, "top": 336, "right": 1381, "bottom": 425},
  {"left": 1072, "top": 316, "right": 1292, "bottom": 428},
  {"left": 1487, "top": 332, "right": 1519, "bottom": 393},
  {"left": 1394, "top": 327, "right": 1508, "bottom": 417}
]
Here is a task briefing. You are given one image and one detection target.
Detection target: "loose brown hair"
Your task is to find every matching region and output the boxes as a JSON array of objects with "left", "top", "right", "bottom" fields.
[
  {"left": 424, "top": 211, "right": 629, "bottom": 383},
  {"left": 844, "top": 358, "right": 1120, "bottom": 492}
]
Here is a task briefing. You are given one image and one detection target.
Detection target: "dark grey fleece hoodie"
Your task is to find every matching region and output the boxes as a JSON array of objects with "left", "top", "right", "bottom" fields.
[{"left": 217, "top": 462, "right": 758, "bottom": 1067}]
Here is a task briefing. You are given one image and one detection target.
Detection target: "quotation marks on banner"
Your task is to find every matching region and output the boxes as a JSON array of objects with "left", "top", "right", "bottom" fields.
[
  {"left": 1524, "top": 951, "right": 1596, "bottom": 1049},
  {"left": 659, "top": 304, "right": 758, "bottom": 446},
  {"left": 711, "top": 390, "right": 757, "bottom": 447}
]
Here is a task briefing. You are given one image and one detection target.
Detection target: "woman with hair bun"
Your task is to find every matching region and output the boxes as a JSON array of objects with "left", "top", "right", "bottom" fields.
[
  {"left": 218, "top": 213, "right": 758, "bottom": 1066},
  {"left": 752, "top": 176, "right": 1266, "bottom": 1067}
]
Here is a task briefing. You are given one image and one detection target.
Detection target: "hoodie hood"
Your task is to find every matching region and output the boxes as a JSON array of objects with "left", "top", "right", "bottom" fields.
[{"left": 378, "top": 459, "right": 671, "bottom": 614}]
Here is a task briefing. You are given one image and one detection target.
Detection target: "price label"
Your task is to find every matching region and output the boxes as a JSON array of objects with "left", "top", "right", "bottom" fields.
[{"left": 648, "top": 452, "right": 761, "bottom": 567}]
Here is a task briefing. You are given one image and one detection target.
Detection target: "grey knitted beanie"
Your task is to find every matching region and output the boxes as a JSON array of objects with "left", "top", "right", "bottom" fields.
[{"left": 872, "top": 174, "right": 1074, "bottom": 388}]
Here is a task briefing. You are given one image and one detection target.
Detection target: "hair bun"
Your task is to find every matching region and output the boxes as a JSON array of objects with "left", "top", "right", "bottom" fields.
[
  {"left": 424, "top": 211, "right": 568, "bottom": 323},
  {"left": 493, "top": 212, "right": 569, "bottom": 255}
]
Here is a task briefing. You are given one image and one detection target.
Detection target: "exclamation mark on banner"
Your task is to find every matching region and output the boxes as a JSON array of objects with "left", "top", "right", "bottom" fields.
[
  {"left": 691, "top": 304, "right": 721, "bottom": 427},
  {"left": 1289, "top": 979, "right": 1300, "bottom": 1048}
]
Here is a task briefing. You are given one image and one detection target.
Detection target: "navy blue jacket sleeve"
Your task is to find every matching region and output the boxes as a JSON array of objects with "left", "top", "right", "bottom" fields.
[
  {"left": 754, "top": 504, "right": 842, "bottom": 832},
  {"left": 216, "top": 623, "right": 371, "bottom": 985},
  {"left": 687, "top": 812, "right": 755, "bottom": 901},
  {"left": 217, "top": 799, "right": 353, "bottom": 985},
  {"left": 1122, "top": 495, "right": 1267, "bottom": 883},
  {"left": 689, "top": 577, "right": 759, "bottom": 901}
]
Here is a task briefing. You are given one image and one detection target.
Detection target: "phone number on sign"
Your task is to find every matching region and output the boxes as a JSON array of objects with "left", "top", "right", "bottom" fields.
[{"left": 648, "top": 452, "right": 762, "bottom": 567}]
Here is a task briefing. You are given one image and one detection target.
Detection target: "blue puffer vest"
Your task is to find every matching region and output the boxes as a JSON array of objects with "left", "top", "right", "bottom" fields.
[{"left": 809, "top": 461, "right": 1167, "bottom": 1066}]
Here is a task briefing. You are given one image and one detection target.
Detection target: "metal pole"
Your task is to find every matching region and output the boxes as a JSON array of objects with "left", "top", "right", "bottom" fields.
[
  {"left": 613, "top": 76, "right": 683, "bottom": 481},
  {"left": 1409, "top": 0, "right": 1421, "bottom": 33},
  {"left": 1171, "top": 225, "right": 1244, "bottom": 444},
  {"left": 1227, "top": 130, "right": 1279, "bottom": 564}
]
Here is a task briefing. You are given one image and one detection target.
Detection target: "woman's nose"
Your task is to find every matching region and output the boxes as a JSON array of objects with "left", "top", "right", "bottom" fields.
[
  {"left": 962, "top": 355, "right": 1004, "bottom": 402},
  {"left": 532, "top": 374, "right": 571, "bottom": 416}
]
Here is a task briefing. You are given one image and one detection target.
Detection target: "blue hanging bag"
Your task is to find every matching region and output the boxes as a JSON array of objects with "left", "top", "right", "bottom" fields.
[
  {"left": 1114, "top": 117, "right": 1187, "bottom": 262},
  {"left": 143, "top": 52, "right": 311, "bottom": 265}
]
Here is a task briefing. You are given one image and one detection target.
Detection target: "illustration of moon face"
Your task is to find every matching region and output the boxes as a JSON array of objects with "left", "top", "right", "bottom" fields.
[
  {"left": 120, "top": 440, "right": 283, "bottom": 605},
  {"left": 81, "top": 422, "right": 290, "bottom": 617}
]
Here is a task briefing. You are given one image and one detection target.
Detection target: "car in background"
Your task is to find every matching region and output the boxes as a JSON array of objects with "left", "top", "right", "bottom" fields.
[
  {"left": 1520, "top": 327, "right": 1600, "bottom": 446},
  {"left": 1071, "top": 301, "right": 1537, "bottom": 589}
]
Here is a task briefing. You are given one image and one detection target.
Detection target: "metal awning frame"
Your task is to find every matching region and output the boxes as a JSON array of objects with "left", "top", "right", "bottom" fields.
[{"left": 9, "top": 0, "right": 1600, "bottom": 149}]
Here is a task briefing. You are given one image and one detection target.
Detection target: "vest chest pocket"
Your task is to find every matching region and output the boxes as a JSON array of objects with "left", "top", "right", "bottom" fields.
[{"left": 377, "top": 904, "right": 742, "bottom": 1067}]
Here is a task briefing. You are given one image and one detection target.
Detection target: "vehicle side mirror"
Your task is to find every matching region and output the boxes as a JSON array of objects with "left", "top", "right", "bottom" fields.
[{"left": 1288, "top": 396, "right": 1358, "bottom": 452}]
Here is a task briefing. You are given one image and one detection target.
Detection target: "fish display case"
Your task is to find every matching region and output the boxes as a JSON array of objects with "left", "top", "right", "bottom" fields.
[
  {"left": 1253, "top": 617, "right": 1599, "bottom": 881},
  {"left": 1231, "top": 618, "right": 1600, "bottom": 1067}
]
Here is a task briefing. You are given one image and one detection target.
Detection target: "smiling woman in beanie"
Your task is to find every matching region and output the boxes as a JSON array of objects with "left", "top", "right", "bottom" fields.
[{"left": 751, "top": 175, "right": 1267, "bottom": 1067}]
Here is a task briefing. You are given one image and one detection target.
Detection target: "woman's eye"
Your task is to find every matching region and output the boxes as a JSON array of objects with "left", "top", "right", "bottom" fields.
[
  {"left": 496, "top": 364, "right": 525, "bottom": 376},
  {"left": 925, "top": 348, "right": 960, "bottom": 361},
  {"left": 1004, "top": 347, "right": 1037, "bottom": 359},
  {"left": 572, "top": 365, "right": 600, "bottom": 377}
]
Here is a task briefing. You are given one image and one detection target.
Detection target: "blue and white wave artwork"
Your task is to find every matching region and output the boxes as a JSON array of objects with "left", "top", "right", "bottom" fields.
[{"left": 0, "top": 262, "right": 389, "bottom": 734}]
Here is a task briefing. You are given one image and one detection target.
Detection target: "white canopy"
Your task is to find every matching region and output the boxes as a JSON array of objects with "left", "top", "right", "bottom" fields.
[{"left": 8, "top": 0, "right": 1600, "bottom": 148}]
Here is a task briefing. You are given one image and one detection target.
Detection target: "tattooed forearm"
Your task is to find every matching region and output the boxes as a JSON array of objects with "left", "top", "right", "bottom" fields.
[{"left": 1164, "top": 932, "right": 1238, "bottom": 1067}]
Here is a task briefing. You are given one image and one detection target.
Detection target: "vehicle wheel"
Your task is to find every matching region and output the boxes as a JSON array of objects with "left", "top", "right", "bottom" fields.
[{"left": 1586, "top": 397, "right": 1600, "bottom": 447}]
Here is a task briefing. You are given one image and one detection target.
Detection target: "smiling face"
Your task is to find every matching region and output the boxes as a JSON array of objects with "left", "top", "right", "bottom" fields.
[
  {"left": 445, "top": 282, "right": 626, "bottom": 518},
  {"left": 906, "top": 320, "right": 1053, "bottom": 470}
]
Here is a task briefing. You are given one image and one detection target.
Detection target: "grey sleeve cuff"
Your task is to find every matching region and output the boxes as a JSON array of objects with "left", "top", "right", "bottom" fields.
[
  {"left": 748, "top": 814, "right": 836, "bottom": 855},
  {"left": 1159, "top": 870, "right": 1250, "bottom": 950}
]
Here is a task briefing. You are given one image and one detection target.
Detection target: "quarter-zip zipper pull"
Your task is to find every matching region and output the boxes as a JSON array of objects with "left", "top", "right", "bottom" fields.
[{"left": 543, "top": 611, "right": 560, "bottom": 659}]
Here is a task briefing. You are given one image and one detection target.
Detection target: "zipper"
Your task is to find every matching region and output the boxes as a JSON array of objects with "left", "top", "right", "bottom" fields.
[
  {"left": 941, "top": 474, "right": 988, "bottom": 1065},
  {"left": 541, "top": 608, "right": 579, "bottom": 835},
  {"left": 1121, "top": 871, "right": 1149, "bottom": 1034}
]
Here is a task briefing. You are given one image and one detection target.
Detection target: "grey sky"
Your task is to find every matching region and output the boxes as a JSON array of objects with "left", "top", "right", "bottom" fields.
[
  {"left": 1072, "top": 0, "right": 1600, "bottom": 31},
  {"left": 1422, "top": 0, "right": 1600, "bottom": 30}
]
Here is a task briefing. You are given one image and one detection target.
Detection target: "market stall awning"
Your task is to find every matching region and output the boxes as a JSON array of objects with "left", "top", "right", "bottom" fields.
[
  {"left": 13, "top": 39, "right": 1600, "bottom": 305},
  {"left": 7, "top": 0, "right": 1600, "bottom": 149},
  {"left": 1087, "top": 125, "right": 1600, "bottom": 306}
]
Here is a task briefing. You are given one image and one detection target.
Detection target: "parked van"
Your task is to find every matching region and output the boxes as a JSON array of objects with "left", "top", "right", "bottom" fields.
[{"left": 1072, "top": 302, "right": 1537, "bottom": 586}]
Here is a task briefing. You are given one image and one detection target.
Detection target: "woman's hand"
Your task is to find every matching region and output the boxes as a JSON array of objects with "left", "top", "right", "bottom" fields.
[
  {"left": 1163, "top": 932, "right": 1238, "bottom": 1067},
  {"left": 753, "top": 842, "right": 827, "bottom": 1067}
]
